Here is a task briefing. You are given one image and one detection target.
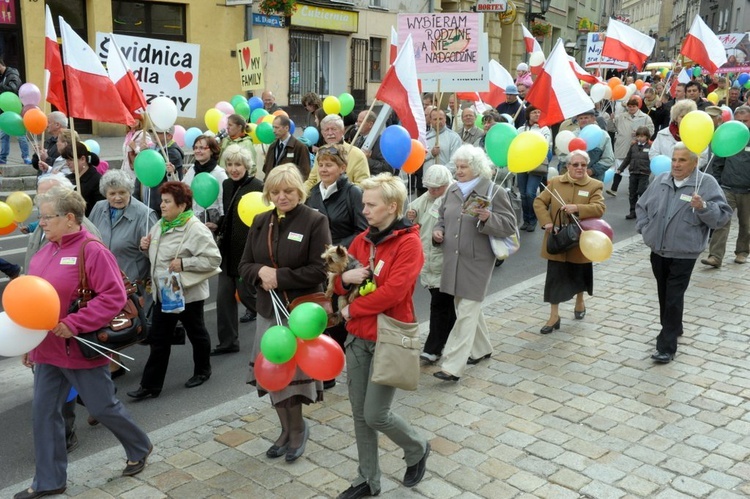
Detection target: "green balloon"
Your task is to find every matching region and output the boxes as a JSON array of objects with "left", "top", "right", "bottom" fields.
[
  {"left": 260, "top": 325, "right": 298, "bottom": 364},
  {"left": 133, "top": 149, "right": 166, "bottom": 187},
  {"left": 250, "top": 108, "right": 269, "bottom": 123},
  {"left": 693, "top": 66, "right": 702, "bottom": 77},
  {"left": 0, "top": 92, "right": 21, "bottom": 114},
  {"left": 191, "top": 172, "right": 220, "bottom": 208},
  {"left": 288, "top": 302, "right": 328, "bottom": 340},
  {"left": 339, "top": 92, "right": 355, "bottom": 117},
  {"left": 234, "top": 100, "right": 251, "bottom": 120},
  {"left": 230, "top": 94, "right": 246, "bottom": 108},
  {"left": 485, "top": 123, "right": 518, "bottom": 167},
  {"left": 475, "top": 114, "right": 483, "bottom": 129},
  {"left": 256, "top": 122, "right": 275, "bottom": 144},
  {"left": 0, "top": 112, "right": 25, "bottom": 136},
  {"left": 711, "top": 121, "right": 750, "bottom": 157}
]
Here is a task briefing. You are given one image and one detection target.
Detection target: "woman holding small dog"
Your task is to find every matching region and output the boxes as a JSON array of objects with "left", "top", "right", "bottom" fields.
[
  {"left": 239, "top": 164, "right": 330, "bottom": 463},
  {"left": 333, "top": 173, "right": 430, "bottom": 499}
]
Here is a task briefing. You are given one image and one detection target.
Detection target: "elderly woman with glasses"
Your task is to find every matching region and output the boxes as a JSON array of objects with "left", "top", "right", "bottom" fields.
[
  {"left": 533, "top": 149, "right": 606, "bottom": 334},
  {"left": 183, "top": 135, "right": 228, "bottom": 232}
]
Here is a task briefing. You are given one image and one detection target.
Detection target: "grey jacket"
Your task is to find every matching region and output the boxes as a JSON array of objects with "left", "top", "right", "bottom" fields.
[
  {"left": 636, "top": 170, "right": 731, "bottom": 259},
  {"left": 437, "top": 177, "right": 517, "bottom": 301}
]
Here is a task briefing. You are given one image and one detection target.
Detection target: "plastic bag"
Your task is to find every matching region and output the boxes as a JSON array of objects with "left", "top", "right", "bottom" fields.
[{"left": 159, "top": 271, "right": 185, "bottom": 314}]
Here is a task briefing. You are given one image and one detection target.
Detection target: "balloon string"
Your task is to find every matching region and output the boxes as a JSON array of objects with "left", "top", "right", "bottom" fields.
[
  {"left": 72, "top": 336, "right": 133, "bottom": 370},
  {"left": 551, "top": 187, "right": 583, "bottom": 231},
  {"left": 269, "top": 289, "right": 290, "bottom": 324}
]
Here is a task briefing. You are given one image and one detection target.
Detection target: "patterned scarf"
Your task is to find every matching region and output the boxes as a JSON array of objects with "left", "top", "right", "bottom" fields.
[{"left": 160, "top": 209, "right": 194, "bottom": 234}]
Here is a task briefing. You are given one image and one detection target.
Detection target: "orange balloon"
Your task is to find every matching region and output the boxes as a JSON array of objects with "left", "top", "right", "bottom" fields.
[
  {"left": 3, "top": 276, "right": 60, "bottom": 330},
  {"left": 611, "top": 84, "right": 627, "bottom": 100},
  {"left": 23, "top": 109, "right": 47, "bottom": 135},
  {"left": 635, "top": 79, "right": 644, "bottom": 90},
  {"left": 0, "top": 222, "right": 17, "bottom": 235},
  {"left": 235, "top": 290, "right": 240, "bottom": 302},
  {"left": 608, "top": 77, "right": 622, "bottom": 88},
  {"left": 272, "top": 110, "right": 289, "bottom": 118},
  {"left": 402, "top": 140, "right": 426, "bottom": 174}
]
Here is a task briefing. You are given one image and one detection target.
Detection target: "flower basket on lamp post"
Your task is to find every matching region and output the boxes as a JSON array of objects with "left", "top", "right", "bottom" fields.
[
  {"left": 259, "top": 0, "right": 298, "bottom": 17},
  {"left": 530, "top": 21, "right": 551, "bottom": 40}
]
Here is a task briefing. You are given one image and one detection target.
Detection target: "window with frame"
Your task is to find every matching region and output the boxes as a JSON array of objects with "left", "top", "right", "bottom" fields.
[
  {"left": 111, "top": 1, "right": 186, "bottom": 41},
  {"left": 369, "top": 0, "right": 384, "bottom": 7},
  {"left": 369, "top": 37, "right": 383, "bottom": 82}
]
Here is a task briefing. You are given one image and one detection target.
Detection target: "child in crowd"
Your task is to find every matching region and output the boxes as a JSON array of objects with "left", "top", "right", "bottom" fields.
[{"left": 617, "top": 126, "right": 652, "bottom": 219}]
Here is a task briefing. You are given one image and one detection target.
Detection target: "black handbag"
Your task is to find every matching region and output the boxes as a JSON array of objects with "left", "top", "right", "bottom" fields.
[
  {"left": 546, "top": 209, "right": 582, "bottom": 255},
  {"left": 70, "top": 239, "right": 149, "bottom": 359}
]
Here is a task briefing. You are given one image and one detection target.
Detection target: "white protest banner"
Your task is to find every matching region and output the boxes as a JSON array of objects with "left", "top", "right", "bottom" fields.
[
  {"left": 585, "top": 32, "right": 628, "bottom": 70},
  {"left": 716, "top": 32, "right": 750, "bottom": 72},
  {"left": 398, "top": 13, "right": 482, "bottom": 77},
  {"left": 96, "top": 33, "right": 200, "bottom": 118},
  {"left": 421, "top": 33, "right": 489, "bottom": 92},
  {"left": 237, "top": 39, "right": 264, "bottom": 91}
]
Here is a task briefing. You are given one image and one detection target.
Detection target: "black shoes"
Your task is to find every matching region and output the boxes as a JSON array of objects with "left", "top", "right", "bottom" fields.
[
  {"left": 185, "top": 373, "right": 211, "bottom": 388},
  {"left": 210, "top": 346, "right": 239, "bottom": 356},
  {"left": 127, "top": 387, "right": 161, "bottom": 400},
  {"left": 337, "top": 483, "right": 379, "bottom": 499},
  {"left": 66, "top": 432, "right": 79, "bottom": 453},
  {"left": 122, "top": 444, "right": 153, "bottom": 476},
  {"left": 625, "top": 212, "right": 636, "bottom": 220},
  {"left": 403, "top": 442, "right": 430, "bottom": 487},
  {"left": 110, "top": 367, "right": 126, "bottom": 379},
  {"left": 285, "top": 420, "right": 309, "bottom": 462},
  {"left": 266, "top": 443, "right": 289, "bottom": 458},
  {"left": 13, "top": 487, "right": 66, "bottom": 499},
  {"left": 433, "top": 371, "right": 460, "bottom": 382},
  {"left": 540, "top": 317, "right": 561, "bottom": 334},
  {"left": 525, "top": 224, "right": 536, "bottom": 232},
  {"left": 651, "top": 351, "right": 675, "bottom": 363},
  {"left": 466, "top": 353, "right": 491, "bottom": 365},
  {"left": 519, "top": 222, "right": 529, "bottom": 230},
  {"left": 240, "top": 310, "right": 257, "bottom": 323},
  {"left": 323, "top": 379, "right": 337, "bottom": 389},
  {"left": 574, "top": 307, "right": 586, "bottom": 320}
]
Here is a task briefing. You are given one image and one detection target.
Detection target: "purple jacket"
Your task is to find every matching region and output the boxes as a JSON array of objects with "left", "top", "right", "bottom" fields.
[{"left": 28, "top": 227, "right": 127, "bottom": 369}]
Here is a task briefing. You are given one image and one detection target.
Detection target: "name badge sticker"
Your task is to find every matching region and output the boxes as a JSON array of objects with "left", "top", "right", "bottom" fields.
[
  {"left": 429, "top": 204, "right": 440, "bottom": 218},
  {"left": 373, "top": 260, "right": 385, "bottom": 276},
  {"left": 286, "top": 153, "right": 295, "bottom": 158},
  {"left": 679, "top": 194, "right": 692, "bottom": 202},
  {"left": 288, "top": 232, "right": 304, "bottom": 242},
  {"left": 745, "top": 146, "right": 750, "bottom": 152},
  {"left": 60, "top": 257, "right": 77, "bottom": 265},
  {"left": 643, "top": 148, "right": 650, "bottom": 152},
  {"left": 578, "top": 190, "right": 589, "bottom": 197}
]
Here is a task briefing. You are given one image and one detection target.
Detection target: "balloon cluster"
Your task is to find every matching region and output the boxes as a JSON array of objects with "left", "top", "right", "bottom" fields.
[
  {"left": 380, "top": 125, "right": 426, "bottom": 174},
  {"left": 474, "top": 124, "right": 549, "bottom": 173},
  {"left": 0, "top": 83, "right": 47, "bottom": 137},
  {"left": 322, "top": 93, "right": 356, "bottom": 117},
  {"left": 555, "top": 125, "right": 603, "bottom": 154},
  {"left": 255, "top": 303, "right": 345, "bottom": 391},
  {"left": 0, "top": 276, "right": 61, "bottom": 356},
  {"left": 676, "top": 110, "right": 749, "bottom": 158},
  {"left": 0, "top": 191, "right": 33, "bottom": 234},
  {"left": 205, "top": 96, "right": 294, "bottom": 145},
  {"left": 576, "top": 218, "right": 614, "bottom": 262}
]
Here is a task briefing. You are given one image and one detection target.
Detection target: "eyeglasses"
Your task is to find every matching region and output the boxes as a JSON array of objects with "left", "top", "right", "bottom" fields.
[
  {"left": 319, "top": 145, "right": 345, "bottom": 160},
  {"left": 569, "top": 162, "right": 588, "bottom": 167},
  {"left": 39, "top": 214, "right": 62, "bottom": 222},
  {"left": 193, "top": 146, "right": 210, "bottom": 151}
]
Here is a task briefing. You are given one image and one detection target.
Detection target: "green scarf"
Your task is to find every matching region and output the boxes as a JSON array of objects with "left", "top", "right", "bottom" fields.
[{"left": 160, "top": 209, "right": 194, "bottom": 234}]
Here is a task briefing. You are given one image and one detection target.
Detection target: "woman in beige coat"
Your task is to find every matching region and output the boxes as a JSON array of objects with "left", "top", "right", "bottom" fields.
[
  {"left": 432, "top": 145, "right": 517, "bottom": 381},
  {"left": 533, "top": 150, "right": 605, "bottom": 334}
]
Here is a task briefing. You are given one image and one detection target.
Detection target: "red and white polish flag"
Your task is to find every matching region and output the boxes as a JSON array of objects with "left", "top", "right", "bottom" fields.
[
  {"left": 45, "top": 6, "right": 66, "bottom": 114},
  {"left": 390, "top": 26, "right": 398, "bottom": 65},
  {"left": 106, "top": 35, "right": 147, "bottom": 119},
  {"left": 521, "top": 25, "right": 542, "bottom": 54},
  {"left": 681, "top": 15, "right": 727, "bottom": 74},
  {"left": 568, "top": 56, "right": 602, "bottom": 85},
  {"left": 59, "top": 17, "right": 135, "bottom": 125},
  {"left": 456, "top": 60, "right": 515, "bottom": 108},
  {"left": 601, "top": 18, "right": 655, "bottom": 69}
]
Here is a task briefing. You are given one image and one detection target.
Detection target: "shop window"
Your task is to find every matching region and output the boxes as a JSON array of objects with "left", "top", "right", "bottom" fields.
[
  {"left": 112, "top": 1, "right": 186, "bottom": 41},
  {"left": 369, "top": 37, "right": 382, "bottom": 82},
  {"left": 289, "top": 31, "right": 328, "bottom": 105},
  {"left": 47, "top": 0, "right": 87, "bottom": 38}
]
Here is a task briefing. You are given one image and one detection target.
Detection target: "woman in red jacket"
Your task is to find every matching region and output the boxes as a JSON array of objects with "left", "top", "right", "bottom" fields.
[{"left": 334, "top": 173, "right": 430, "bottom": 499}]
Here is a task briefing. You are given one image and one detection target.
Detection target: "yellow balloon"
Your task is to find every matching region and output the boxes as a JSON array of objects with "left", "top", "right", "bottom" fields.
[
  {"left": 323, "top": 96, "right": 341, "bottom": 115},
  {"left": 204, "top": 108, "right": 224, "bottom": 134},
  {"left": 247, "top": 123, "right": 260, "bottom": 144},
  {"left": 707, "top": 92, "right": 719, "bottom": 105},
  {"left": 679, "top": 110, "right": 714, "bottom": 154},
  {"left": 6, "top": 191, "right": 33, "bottom": 223},
  {"left": 238, "top": 191, "right": 274, "bottom": 227},
  {"left": 262, "top": 114, "right": 275, "bottom": 124},
  {"left": 0, "top": 201, "right": 14, "bottom": 228},
  {"left": 508, "top": 131, "right": 549, "bottom": 173},
  {"left": 580, "top": 230, "right": 613, "bottom": 262}
]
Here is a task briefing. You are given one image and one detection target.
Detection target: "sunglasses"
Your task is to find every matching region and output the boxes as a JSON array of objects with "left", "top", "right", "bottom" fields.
[{"left": 319, "top": 145, "right": 346, "bottom": 159}]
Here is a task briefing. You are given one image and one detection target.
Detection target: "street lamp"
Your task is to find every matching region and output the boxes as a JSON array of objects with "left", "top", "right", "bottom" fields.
[{"left": 526, "top": 0, "right": 551, "bottom": 24}]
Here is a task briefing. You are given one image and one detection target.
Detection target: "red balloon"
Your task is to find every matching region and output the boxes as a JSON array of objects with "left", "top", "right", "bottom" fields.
[
  {"left": 295, "top": 335, "right": 345, "bottom": 381},
  {"left": 254, "top": 353, "right": 296, "bottom": 392},
  {"left": 402, "top": 139, "right": 426, "bottom": 174},
  {"left": 568, "top": 138, "right": 587, "bottom": 152},
  {"left": 0, "top": 222, "right": 17, "bottom": 235},
  {"left": 579, "top": 218, "right": 614, "bottom": 241}
]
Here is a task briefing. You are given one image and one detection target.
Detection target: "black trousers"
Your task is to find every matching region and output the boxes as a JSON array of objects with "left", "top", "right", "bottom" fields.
[
  {"left": 611, "top": 172, "right": 623, "bottom": 191},
  {"left": 141, "top": 300, "right": 212, "bottom": 390},
  {"left": 628, "top": 174, "right": 650, "bottom": 213},
  {"left": 650, "top": 253, "right": 696, "bottom": 355},
  {"left": 422, "top": 288, "right": 457, "bottom": 356}
]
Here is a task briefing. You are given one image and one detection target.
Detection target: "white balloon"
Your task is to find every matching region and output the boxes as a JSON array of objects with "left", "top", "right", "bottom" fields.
[
  {"left": 624, "top": 84, "right": 637, "bottom": 101},
  {"left": 590, "top": 83, "right": 607, "bottom": 104},
  {"left": 529, "top": 51, "right": 546, "bottom": 67},
  {"left": 603, "top": 86, "right": 613, "bottom": 100},
  {"left": 548, "top": 166, "right": 559, "bottom": 179},
  {"left": 555, "top": 130, "right": 575, "bottom": 153},
  {"left": 0, "top": 312, "right": 47, "bottom": 357},
  {"left": 147, "top": 96, "right": 178, "bottom": 132}
]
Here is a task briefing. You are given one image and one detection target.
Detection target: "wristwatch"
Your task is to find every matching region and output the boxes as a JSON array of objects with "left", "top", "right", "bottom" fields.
[{"left": 701, "top": 200, "right": 707, "bottom": 210}]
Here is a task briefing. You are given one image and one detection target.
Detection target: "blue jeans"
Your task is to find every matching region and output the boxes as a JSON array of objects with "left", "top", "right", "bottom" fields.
[
  {"left": 0, "top": 130, "right": 30, "bottom": 162},
  {"left": 0, "top": 257, "right": 20, "bottom": 277},
  {"left": 517, "top": 173, "right": 544, "bottom": 225}
]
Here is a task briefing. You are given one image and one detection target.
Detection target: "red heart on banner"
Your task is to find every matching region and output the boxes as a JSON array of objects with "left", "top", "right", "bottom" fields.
[
  {"left": 174, "top": 71, "right": 193, "bottom": 89},
  {"left": 242, "top": 47, "right": 251, "bottom": 69}
]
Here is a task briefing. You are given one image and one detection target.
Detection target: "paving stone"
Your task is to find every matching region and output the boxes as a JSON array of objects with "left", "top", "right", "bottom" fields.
[
  {"left": 579, "top": 480, "right": 626, "bottom": 498},
  {"left": 671, "top": 475, "right": 715, "bottom": 497}
]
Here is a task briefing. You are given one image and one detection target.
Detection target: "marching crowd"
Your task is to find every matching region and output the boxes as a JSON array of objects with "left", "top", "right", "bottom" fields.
[{"left": 8, "top": 58, "right": 749, "bottom": 498}]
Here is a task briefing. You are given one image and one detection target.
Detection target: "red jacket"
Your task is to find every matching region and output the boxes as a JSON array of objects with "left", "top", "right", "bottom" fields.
[{"left": 334, "top": 220, "right": 423, "bottom": 341}]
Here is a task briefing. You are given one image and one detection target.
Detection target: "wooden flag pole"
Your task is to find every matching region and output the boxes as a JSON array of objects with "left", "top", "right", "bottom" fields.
[{"left": 69, "top": 116, "right": 82, "bottom": 193}]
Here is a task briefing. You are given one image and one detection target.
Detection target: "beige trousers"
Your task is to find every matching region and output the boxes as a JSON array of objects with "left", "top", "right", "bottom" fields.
[{"left": 439, "top": 297, "right": 493, "bottom": 377}]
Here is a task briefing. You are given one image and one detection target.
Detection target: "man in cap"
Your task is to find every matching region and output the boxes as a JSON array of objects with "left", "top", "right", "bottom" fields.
[
  {"left": 705, "top": 106, "right": 723, "bottom": 130},
  {"left": 560, "top": 109, "right": 614, "bottom": 181},
  {"left": 496, "top": 85, "right": 525, "bottom": 128}
]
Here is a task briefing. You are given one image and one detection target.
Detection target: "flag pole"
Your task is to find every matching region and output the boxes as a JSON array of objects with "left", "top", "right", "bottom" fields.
[
  {"left": 69, "top": 117, "right": 82, "bottom": 193},
  {"left": 349, "top": 98, "right": 378, "bottom": 147},
  {"left": 143, "top": 111, "right": 169, "bottom": 161},
  {"left": 435, "top": 80, "right": 441, "bottom": 148}
]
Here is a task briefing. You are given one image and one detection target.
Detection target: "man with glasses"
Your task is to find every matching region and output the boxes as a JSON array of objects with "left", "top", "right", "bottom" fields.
[
  {"left": 263, "top": 115, "right": 310, "bottom": 179},
  {"left": 304, "top": 114, "right": 370, "bottom": 192}
]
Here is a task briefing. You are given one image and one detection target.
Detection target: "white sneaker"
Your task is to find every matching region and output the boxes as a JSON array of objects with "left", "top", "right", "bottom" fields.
[
  {"left": 420, "top": 352, "right": 439, "bottom": 363},
  {"left": 605, "top": 189, "right": 617, "bottom": 197}
]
